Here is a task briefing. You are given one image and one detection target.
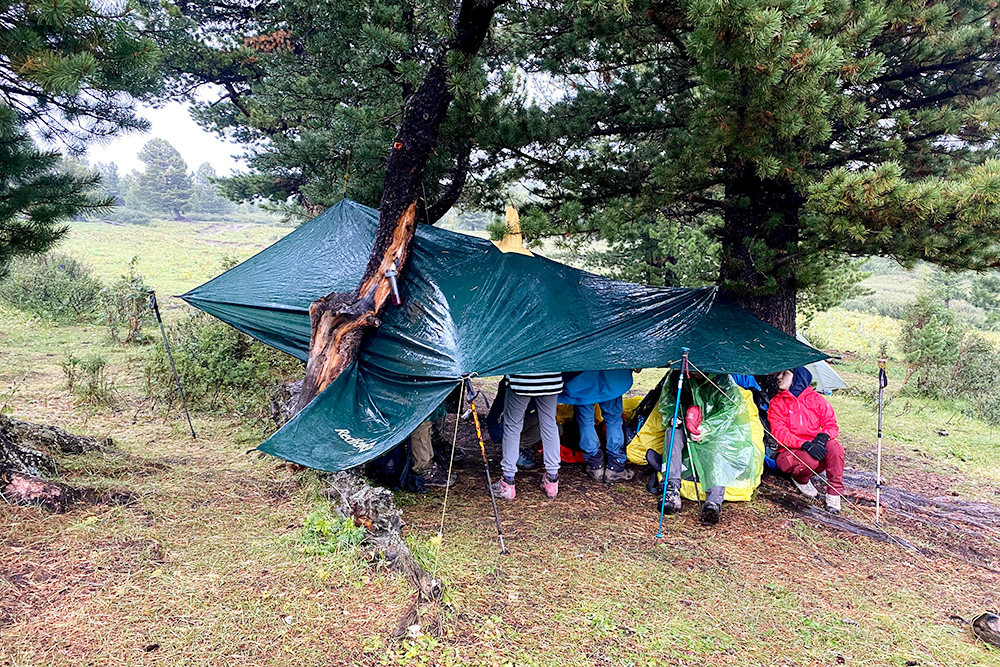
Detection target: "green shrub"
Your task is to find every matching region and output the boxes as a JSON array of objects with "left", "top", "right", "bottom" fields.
[
  {"left": 142, "top": 308, "right": 301, "bottom": 420},
  {"left": 64, "top": 354, "right": 115, "bottom": 407},
  {"left": 900, "top": 293, "right": 962, "bottom": 396},
  {"left": 101, "top": 257, "right": 152, "bottom": 345},
  {"left": 298, "top": 509, "right": 366, "bottom": 556},
  {"left": 842, "top": 294, "right": 912, "bottom": 320},
  {"left": 0, "top": 252, "right": 103, "bottom": 323},
  {"left": 105, "top": 207, "right": 153, "bottom": 225}
]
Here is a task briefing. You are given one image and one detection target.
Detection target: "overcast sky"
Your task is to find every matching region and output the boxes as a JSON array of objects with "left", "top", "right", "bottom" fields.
[{"left": 86, "top": 101, "right": 244, "bottom": 175}]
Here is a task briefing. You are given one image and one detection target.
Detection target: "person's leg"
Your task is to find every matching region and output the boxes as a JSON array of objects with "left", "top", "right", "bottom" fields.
[
  {"left": 705, "top": 485, "right": 726, "bottom": 505},
  {"left": 575, "top": 404, "right": 600, "bottom": 458},
  {"left": 776, "top": 448, "right": 820, "bottom": 483},
  {"left": 776, "top": 448, "right": 822, "bottom": 498},
  {"left": 701, "top": 485, "right": 725, "bottom": 524},
  {"left": 821, "top": 439, "right": 845, "bottom": 495},
  {"left": 501, "top": 389, "right": 531, "bottom": 481},
  {"left": 535, "top": 394, "right": 562, "bottom": 478},
  {"left": 575, "top": 404, "right": 604, "bottom": 478},
  {"left": 409, "top": 422, "right": 433, "bottom": 474},
  {"left": 602, "top": 397, "right": 633, "bottom": 482},
  {"left": 667, "top": 428, "right": 686, "bottom": 487},
  {"left": 600, "top": 397, "right": 626, "bottom": 469}
]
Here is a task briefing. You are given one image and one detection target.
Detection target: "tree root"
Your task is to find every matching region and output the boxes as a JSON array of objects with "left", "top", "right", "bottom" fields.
[{"left": 322, "top": 471, "right": 443, "bottom": 635}]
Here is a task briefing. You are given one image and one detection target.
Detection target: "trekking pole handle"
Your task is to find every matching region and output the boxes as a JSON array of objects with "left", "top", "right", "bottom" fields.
[{"left": 148, "top": 291, "right": 163, "bottom": 324}]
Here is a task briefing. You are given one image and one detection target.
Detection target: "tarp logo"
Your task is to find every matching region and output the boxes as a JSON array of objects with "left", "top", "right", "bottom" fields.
[{"left": 335, "top": 429, "right": 377, "bottom": 453}]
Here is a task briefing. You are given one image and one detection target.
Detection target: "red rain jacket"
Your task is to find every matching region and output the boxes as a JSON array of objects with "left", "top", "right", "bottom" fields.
[{"left": 768, "top": 386, "right": 840, "bottom": 451}]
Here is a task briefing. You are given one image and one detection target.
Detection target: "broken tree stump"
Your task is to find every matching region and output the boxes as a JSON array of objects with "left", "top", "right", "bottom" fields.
[
  {"left": 322, "top": 471, "right": 442, "bottom": 601},
  {"left": 3, "top": 472, "right": 70, "bottom": 512},
  {"left": 0, "top": 414, "right": 116, "bottom": 512},
  {"left": 0, "top": 413, "right": 108, "bottom": 478}
]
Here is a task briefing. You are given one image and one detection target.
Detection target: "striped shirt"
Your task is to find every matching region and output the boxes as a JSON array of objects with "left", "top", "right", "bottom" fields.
[{"left": 507, "top": 373, "right": 564, "bottom": 397}]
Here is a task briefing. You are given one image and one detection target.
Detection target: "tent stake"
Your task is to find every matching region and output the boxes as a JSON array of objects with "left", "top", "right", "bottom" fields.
[
  {"left": 468, "top": 388, "right": 508, "bottom": 555},
  {"left": 149, "top": 291, "right": 196, "bottom": 439},
  {"left": 657, "top": 347, "right": 689, "bottom": 538},
  {"left": 876, "top": 357, "right": 888, "bottom": 524}
]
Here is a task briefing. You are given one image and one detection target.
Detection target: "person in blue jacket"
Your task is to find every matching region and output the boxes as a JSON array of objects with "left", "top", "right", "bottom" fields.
[{"left": 560, "top": 370, "right": 635, "bottom": 482}]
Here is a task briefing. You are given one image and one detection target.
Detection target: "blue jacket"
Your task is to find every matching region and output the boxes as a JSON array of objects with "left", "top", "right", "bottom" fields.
[{"left": 559, "top": 370, "right": 633, "bottom": 405}]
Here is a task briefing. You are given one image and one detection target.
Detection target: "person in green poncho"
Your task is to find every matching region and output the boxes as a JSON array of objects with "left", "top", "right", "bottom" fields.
[{"left": 649, "top": 372, "right": 763, "bottom": 525}]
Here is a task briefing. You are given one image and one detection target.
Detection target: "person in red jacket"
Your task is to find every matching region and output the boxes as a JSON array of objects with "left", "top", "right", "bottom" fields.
[{"left": 768, "top": 367, "right": 845, "bottom": 514}]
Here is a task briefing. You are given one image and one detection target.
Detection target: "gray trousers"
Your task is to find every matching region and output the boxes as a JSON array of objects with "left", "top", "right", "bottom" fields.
[
  {"left": 502, "top": 390, "right": 560, "bottom": 479},
  {"left": 665, "top": 426, "right": 725, "bottom": 505}
]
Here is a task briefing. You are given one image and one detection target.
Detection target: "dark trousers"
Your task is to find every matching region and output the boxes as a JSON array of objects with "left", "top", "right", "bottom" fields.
[{"left": 776, "top": 439, "right": 845, "bottom": 496}]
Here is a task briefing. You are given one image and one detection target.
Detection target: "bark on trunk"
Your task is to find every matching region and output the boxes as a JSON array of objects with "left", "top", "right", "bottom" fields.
[
  {"left": 297, "top": 0, "right": 502, "bottom": 409},
  {"left": 0, "top": 415, "right": 126, "bottom": 512},
  {"left": 0, "top": 414, "right": 108, "bottom": 479},
  {"left": 718, "top": 167, "right": 802, "bottom": 334}
]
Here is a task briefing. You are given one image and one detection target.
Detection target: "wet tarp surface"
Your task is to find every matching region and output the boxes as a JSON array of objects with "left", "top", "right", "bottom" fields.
[{"left": 181, "top": 199, "right": 826, "bottom": 472}]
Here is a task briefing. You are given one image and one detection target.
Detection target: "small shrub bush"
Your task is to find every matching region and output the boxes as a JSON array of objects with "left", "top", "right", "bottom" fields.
[
  {"left": 63, "top": 353, "right": 115, "bottom": 407},
  {"left": 298, "top": 509, "right": 366, "bottom": 556},
  {"left": 142, "top": 308, "right": 301, "bottom": 420},
  {"left": 0, "top": 252, "right": 103, "bottom": 323},
  {"left": 900, "top": 293, "right": 962, "bottom": 396},
  {"left": 105, "top": 207, "right": 153, "bottom": 226},
  {"left": 101, "top": 257, "right": 153, "bottom": 345},
  {"left": 900, "top": 294, "right": 1000, "bottom": 425}
]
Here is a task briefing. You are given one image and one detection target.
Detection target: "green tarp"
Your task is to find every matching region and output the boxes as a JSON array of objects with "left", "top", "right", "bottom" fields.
[{"left": 181, "top": 199, "right": 826, "bottom": 472}]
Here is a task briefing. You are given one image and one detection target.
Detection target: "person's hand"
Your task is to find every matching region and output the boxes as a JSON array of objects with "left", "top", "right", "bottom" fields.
[
  {"left": 801, "top": 437, "right": 827, "bottom": 461},
  {"left": 685, "top": 405, "right": 703, "bottom": 441}
]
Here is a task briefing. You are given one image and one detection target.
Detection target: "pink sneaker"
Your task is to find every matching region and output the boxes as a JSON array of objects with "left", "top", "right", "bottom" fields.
[
  {"left": 540, "top": 472, "right": 558, "bottom": 499},
  {"left": 491, "top": 477, "right": 515, "bottom": 502}
]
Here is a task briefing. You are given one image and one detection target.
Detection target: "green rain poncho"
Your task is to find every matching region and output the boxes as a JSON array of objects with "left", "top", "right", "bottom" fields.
[{"left": 658, "top": 373, "right": 763, "bottom": 501}]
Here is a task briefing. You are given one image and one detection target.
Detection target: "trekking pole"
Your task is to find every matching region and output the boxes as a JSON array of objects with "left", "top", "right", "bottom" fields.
[
  {"left": 148, "top": 291, "right": 196, "bottom": 439},
  {"left": 657, "top": 347, "right": 690, "bottom": 538},
  {"left": 467, "top": 386, "right": 509, "bottom": 555},
  {"left": 876, "top": 356, "right": 888, "bottom": 524}
]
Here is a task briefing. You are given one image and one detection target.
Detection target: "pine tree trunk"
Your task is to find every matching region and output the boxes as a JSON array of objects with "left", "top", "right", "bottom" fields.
[
  {"left": 297, "top": 0, "right": 502, "bottom": 409},
  {"left": 717, "top": 167, "right": 803, "bottom": 334}
]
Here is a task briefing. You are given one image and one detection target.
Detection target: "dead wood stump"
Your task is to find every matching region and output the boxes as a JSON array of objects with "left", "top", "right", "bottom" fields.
[
  {"left": 0, "top": 414, "right": 115, "bottom": 511},
  {"left": 322, "top": 471, "right": 442, "bottom": 602}
]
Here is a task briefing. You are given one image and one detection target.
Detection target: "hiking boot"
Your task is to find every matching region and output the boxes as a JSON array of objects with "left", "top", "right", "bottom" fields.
[
  {"left": 516, "top": 450, "right": 538, "bottom": 471},
  {"left": 421, "top": 463, "right": 456, "bottom": 489},
  {"left": 793, "top": 478, "right": 819, "bottom": 498},
  {"left": 603, "top": 465, "right": 634, "bottom": 483},
  {"left": 826, "top": 494, "right": 842, "bottom": 514},
  {"left": 662, "top": 483, "right": 682, "bottom": 514},
  {"left": 540, "top": 472, "right": 559, "bottom": 499},
  {"left": 585, "top": 450, "right": 605, "bottom": 482},
  {"left": 701, "top": 502, "right": 721, "bottom": 526},
  {"left": 491, "top": 476, "right": 516, "bottom": 502}
]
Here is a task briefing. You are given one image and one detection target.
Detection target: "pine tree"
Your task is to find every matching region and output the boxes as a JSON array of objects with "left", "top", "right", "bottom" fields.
[
  {"left": 134, "top": 139, "right": 193, "bottom": 220},
  {"left": 476, "top": 0, "right": 1000, "bottom": 331},
  {"left": 153, "top": 0, "right": 1000, "bottom": 332},
  {"left": 189, "top": 163, "right": 234, "bottom": 215},
  {"left": 146, "top": 0, "right": 512, "bottom": 218},
  {"left": 0, "top": 0, "right": 161, "bottom": 271},
  {"left": 0, "top": 107, "right": 111, "bottom": 277}
]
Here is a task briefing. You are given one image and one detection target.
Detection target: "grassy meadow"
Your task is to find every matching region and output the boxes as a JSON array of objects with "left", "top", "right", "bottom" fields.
[{"left": 2, "top": 219, "right": 1000, "bottom": 666}]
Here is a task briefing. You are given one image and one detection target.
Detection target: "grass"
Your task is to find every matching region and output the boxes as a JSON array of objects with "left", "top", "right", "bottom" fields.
[{"left": 3, "top": 223, "right": 1000, "bottom": 665}]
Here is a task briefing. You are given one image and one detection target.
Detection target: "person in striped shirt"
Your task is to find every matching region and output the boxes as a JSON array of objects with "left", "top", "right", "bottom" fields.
[{"left": 493, "top": 372, "right": 564, "bottom": 500}]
